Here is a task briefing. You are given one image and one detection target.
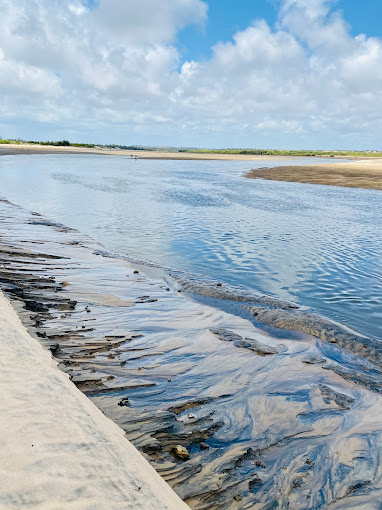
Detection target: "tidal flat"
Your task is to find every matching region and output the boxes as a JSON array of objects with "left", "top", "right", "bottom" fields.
[
  {"left": 1, "top": 196, "right": 382, "bottom": 509},
  {"left": 245, "top": 158, "right": 382, "bottom": 190}
]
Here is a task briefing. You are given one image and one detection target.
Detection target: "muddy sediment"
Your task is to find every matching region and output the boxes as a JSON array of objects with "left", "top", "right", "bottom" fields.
[{"left": 1, "top": 196, "right": 382, "bottom": 509}]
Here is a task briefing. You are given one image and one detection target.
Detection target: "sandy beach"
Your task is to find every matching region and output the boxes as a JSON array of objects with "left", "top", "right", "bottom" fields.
[
  {"left": 0, "top": 143, "right": 303, "bottom": 161},
  {"left": 245, "top": 159, "right": 382, "bottom": 190},
  {"left": 0, "top": 289, "right": 188, "bottom": 509}
]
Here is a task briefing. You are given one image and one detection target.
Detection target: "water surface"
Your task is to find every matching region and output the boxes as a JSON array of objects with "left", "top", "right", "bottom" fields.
[{"left": 0, "top": 154, "right": 381, "bottom": 339}]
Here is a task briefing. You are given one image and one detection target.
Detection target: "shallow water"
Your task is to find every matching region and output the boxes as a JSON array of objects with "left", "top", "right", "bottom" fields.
[
  {"left": 2, "top": 197, "right": 382, "bottom": 509},
  {"left": 0, "top": 154, "right": 381, "bottom": 340}
]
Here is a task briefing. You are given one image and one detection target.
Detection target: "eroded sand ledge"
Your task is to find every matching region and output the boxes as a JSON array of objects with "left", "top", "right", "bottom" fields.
[
  {"left": 0, "top": 290, "right": 187, "bottom": 510},
  {"left": 245, "top": 159, "right": 382, "bottom": 190}
]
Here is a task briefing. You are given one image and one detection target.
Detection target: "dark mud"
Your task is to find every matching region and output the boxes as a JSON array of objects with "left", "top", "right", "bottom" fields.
[{"left": 1, "top": 197, "right": 382, "bottom": 509}]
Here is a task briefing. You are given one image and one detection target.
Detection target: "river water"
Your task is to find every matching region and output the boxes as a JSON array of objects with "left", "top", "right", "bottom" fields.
[{"left": 0, "top": 154, "right": 381, "bottom": 340}]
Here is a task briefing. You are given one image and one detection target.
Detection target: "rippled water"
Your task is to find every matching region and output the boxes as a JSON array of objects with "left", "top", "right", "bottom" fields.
[{"left": 0, "top": 154, "right": 381, "bottom": 339}]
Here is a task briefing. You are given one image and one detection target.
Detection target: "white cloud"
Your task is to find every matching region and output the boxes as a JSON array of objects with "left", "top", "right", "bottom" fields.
[
  {"left": 92, "top": 0, "right": 208, "bottom": 43},
  {"left": 0, "top": 0, "right": 381, "bottom": 148}
]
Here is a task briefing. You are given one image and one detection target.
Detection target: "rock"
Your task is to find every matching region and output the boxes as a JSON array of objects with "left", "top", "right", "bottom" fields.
[
  {"left": 248, "top": 475, "right": 262, "bottom": 490},
  {"left": 233, "top": 494, "right": 242, "bottom": 501},
  {"left": 118, "top": 397, "right": 129, "bottom": 407},
  {"left": 210, "top": 328, "right": 242, "bottom": 343},
  {"left": 319, "top": 384, "right": 355, "bottom": 409},
  {"left": 173, "top": 445, "right": 190, "bottom": 460},
  {"left": 245, "top": 338, "right": 279, "bottom": 356},
  {"left": 200, "top": 442, "right": 209, "bottom": 450},
  {"left": 133, "top": 270, "right": 139, "bottom": 274},
  {"left": 49, "top": 343, "right": 59, "bottom": 355},
  {"left": 302, "top": 354, "right": 327, "bottom": 364},
  {"left": 62, "top": 281, "right": 69, "bottom": 287},
  {"left": 291, "top": 476, "right": 304, "bottom": 489}
]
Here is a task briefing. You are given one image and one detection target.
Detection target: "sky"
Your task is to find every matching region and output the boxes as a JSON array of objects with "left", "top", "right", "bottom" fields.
[{"left": 1, "top": 0, "right": 382, "bottom": 149}]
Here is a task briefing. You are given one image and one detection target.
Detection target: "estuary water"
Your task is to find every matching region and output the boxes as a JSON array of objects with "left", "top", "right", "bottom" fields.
[{"left": 0, "top": 153, "right": 381, "bottom": 340}]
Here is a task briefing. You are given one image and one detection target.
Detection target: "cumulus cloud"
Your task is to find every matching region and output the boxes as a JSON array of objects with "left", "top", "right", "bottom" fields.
[{"left": 0, "top": 0, "right": 381, "bottom": 147}]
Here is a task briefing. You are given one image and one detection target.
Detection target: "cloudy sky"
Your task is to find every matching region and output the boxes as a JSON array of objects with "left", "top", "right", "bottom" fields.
[{"left": 1, "top": 0, "right": 381, "bottom": 149}]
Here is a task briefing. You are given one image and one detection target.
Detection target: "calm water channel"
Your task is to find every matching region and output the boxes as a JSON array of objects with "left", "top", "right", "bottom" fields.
[{"left": 0, "top": 154, "right": 381, "bottom": 340}]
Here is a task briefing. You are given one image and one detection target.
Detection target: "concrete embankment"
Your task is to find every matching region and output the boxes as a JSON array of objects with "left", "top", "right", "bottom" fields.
[{"left": 0, "top": 290, "right": 188, "bottom": 510}]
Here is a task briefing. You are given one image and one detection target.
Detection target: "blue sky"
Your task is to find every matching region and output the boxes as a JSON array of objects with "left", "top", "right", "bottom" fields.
[
  {"left": 178, "top": 0, "right": 382, "bottom": 63},
  {"left": 1, "top": 0, "right": 382, "bottom": 149}
]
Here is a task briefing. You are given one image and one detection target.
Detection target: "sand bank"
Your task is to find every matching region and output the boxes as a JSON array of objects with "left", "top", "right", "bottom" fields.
[
  {"left": 0, "top": 290, "right": 187, "bottom": 509},
  {"left": 245, "top": 158, "right": 382, "bottom": 190},
  {"left": 0, "top": 143, "right": 301, "bottom": 161}
]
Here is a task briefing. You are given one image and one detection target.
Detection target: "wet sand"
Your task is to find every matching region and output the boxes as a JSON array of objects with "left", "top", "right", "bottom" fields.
[
  {"left": 245, "top": 159, "right": 382, "bottom": 190},
  {"left": 1, "top": 197, "right": 382, "bottom": 509}
]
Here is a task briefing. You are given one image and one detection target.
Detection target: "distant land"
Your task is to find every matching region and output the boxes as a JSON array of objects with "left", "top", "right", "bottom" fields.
[
  {"left": 1, "top": 137, "right": 382, "bottom": 159},
  {"left": 1, "top": 138, "right": 381, "bottom": 190}
]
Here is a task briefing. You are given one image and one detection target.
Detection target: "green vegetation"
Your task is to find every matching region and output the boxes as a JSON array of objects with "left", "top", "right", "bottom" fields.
[
  {"left": 180, "top": 148, "right": 382, "bottom": 158},
  {"left": 0, "top": 138, "right": 96, "bottom": 148},
  {"left": 0, "top": 137, "right": 381, "bottom": 157}
]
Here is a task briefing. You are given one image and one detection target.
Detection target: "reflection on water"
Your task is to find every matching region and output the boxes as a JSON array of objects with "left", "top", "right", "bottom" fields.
[{"left": 0, "top": 154, "right": 381, "bottom": 339}]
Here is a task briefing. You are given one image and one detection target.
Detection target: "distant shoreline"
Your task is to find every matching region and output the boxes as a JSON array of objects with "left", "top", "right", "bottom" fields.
[
  {"left": 2, "top": 143, "right": 382, "bottom": 190},
  {"left": 0, "top": 143, "right": 354, "bottom": 161},
  {"left": 245, "top": 159, "right": 382, "bottom": 191}
]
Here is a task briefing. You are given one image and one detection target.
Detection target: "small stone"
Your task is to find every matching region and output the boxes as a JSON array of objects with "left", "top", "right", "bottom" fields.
[
  {"left": 167, "top": 378, "right": 171, "bottom": 382},
  {"left": 49, "top": 343, "right": 59, "bottom": 355},
  {"left": 62, "top": 281, "right": 69, "bottom": 287},
  {"left": 200, "top": 442, "right": 209, "bottom": 450},
  {"left": 118, "top": 397, "right": 129, "bottom": 407},
  {"left": 217, "top": 283, "right": 222, "bottom": 287},
  {"left": 291, "top": 476, "right": 304, "bottom": 489},
  {"left": 173, "top": 445, "right": 189, "bottom": 460},
  {"left": 120, "top": 361, "right": 127, "bottom": 367},
  {"left": 233, "top": 494, "right": 242, "bottom": 502},
  {"left": 138, "top": 367, "right": 142, "bottom": 371},
  {"left": 133, "top": 270, "right": 139, "bottom": 274}
]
